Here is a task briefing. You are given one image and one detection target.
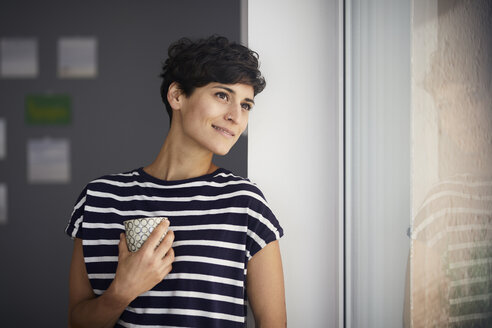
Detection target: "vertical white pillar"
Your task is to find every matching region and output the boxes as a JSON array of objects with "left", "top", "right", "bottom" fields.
[
  {"left": 345, "top": 0, "right": 411, "bottom": 327},
  {"left": 248, "top": 1, "right": 341, "bottom": 326}
]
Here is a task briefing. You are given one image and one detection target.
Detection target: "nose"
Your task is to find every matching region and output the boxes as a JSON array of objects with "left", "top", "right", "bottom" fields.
[{"left": 225, "top": 102, "right": 242, "bottom": 123}]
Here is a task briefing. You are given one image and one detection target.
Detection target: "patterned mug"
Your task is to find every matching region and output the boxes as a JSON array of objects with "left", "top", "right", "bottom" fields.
[{"left": 123, "top": 217, "right": 168, "bottom": 252}]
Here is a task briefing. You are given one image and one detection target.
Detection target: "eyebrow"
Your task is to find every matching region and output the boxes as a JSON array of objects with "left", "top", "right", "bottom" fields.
[{"left": 213, "top": 86, "right": 255, "bottom": 105}]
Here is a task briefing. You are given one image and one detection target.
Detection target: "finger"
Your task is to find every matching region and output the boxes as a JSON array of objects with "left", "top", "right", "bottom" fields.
[
  {"left": 155, "top": 229, "right": 175, "bottom": 258},
  {"left": 118, "top": 232, "right": 130, "bottom": 257},
  {"left": 141, "top": 219, "right": 170, "bottom": 251},
  {"left": 164, "top": 246, "right": 175, "bottom": 264},
  {"left": 160, "top": 247, "right": 175, "bottom": 276}
]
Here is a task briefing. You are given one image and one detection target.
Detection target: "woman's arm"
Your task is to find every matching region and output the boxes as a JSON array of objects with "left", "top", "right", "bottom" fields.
[
  {"left": 246, "top": 240, "right": 287, "bottom": 328},
  {"left": 68, "top": 220, "right": 174, "bottom": 328}
]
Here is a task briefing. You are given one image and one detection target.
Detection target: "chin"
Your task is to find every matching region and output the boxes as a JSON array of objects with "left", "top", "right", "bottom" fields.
[
  {"left": 207, "top": 139, "right": 238, "bottom": 156},
  {"left": 213, "top": 148, "right": 231, "bottom": 156},
  {"left": 209, "top": 143, "right": 234, "bottom": 156}
]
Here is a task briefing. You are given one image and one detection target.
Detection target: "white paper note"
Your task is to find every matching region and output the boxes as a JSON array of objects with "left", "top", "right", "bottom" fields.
[
  {"left": 27, "top": 138, "right": 71, "bottom": 183},
  {"left": 0, "top": 38, "right": 38, "bottom": 78},
  {"left": 58, "top": 37, "right": 97, "bottom": 78},
  {"left": 0, "top": 119, "right": 5, "bottom": 159},
  {"left": 0, "top": 184, "right": 7, "bottom": 224}
]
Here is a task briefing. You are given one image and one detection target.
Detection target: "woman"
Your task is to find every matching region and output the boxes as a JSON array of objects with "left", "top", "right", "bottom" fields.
[{"left": 66, "top": 35, "right": 286, "bottom": 327}]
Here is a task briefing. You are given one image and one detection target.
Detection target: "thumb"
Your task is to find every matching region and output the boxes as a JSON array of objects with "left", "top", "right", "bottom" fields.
[{"left": 118, "top": 232, "right": 130, "bottom": 258}]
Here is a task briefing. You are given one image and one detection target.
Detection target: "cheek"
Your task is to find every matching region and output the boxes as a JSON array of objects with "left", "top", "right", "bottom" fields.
[
  {"left": 241, "top": 112, "right": 250, "bottom": 128},
  {"left": 235, "top": 121, "right": 248, "bottom": 137},
  {"left": 184, "top": 103, "right": 209, "bottom": 123},
  {"left": 241, "top": 121, "right": 249, "bottom": 134},
  {"left": 198, "top": 103, "right": 222, "bottom": 121}
]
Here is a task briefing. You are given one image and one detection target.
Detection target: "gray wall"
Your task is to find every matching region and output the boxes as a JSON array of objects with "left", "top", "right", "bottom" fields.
[{"left": 0, "top": 1, "right": 243, "bottom": 325}]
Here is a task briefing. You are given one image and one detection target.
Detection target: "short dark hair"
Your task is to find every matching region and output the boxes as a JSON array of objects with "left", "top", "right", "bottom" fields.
[{"left": 160, "top": 35, "right": 266, "bottom": 121}]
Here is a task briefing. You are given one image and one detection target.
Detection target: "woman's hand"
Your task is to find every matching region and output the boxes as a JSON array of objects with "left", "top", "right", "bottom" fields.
[
  {"left": 68, "top": 220, "right": 174, "bottom": 327},
  {"left": 109, "top": 220, "right": 175, "bottom": 304}
]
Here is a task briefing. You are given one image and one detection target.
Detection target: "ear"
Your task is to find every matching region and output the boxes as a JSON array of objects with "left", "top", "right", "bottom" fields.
[{"left": 167, "top": 82, "right": 184, "bottom": 111}]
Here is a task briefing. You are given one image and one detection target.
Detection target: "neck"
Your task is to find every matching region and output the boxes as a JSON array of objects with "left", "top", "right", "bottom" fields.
[{"left": 144, "top": 120, "right": 218, "bottom": 181}]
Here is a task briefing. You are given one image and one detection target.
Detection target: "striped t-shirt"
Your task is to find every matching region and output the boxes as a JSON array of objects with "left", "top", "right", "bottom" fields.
[
  {"left": 65, "top": 167, "right": 283, "bottom": 328},
  {"left": 411, "top": 175, "right": 492, "bottom": 327}
]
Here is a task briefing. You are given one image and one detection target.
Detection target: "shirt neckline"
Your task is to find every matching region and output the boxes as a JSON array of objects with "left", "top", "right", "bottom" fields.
[{"left": 136, "top": 167, "right": 226, "bottom": 185}]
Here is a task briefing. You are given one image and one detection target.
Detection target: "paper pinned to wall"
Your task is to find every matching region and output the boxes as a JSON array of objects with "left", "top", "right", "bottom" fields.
[
  {"left": 27, "top": 138, "right": 71, "bottom": 183},
  {"left": 0, "top": 38, "right": 38, "bottom": 78},
  {"left": 0, "top": 118, "right": 6, "bottom": 159},
  {"left": 25, "top": 94, "right": 71, "bottom": 125},
  {"left": 58, "top": 37, "right": 97, "bottom": 78},
  {"left": 0, "top": 184, "right": 7, "bottom": 224}
]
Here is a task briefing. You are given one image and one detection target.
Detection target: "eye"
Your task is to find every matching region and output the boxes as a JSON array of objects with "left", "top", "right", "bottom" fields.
[
  {"left": 215, "top": 92, "right": 229, "bottom": 101},
  {"left": 241, "top": 103, "right": 253, "bottom": 111}
]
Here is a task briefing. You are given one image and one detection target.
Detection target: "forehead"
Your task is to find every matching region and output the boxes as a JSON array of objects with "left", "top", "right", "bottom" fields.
[{"left": 206, "top": 82, "right": 254, "bottom": 99}]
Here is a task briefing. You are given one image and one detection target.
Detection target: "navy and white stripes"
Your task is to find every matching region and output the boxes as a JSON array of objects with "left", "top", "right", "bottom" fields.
[{"left": 65, "top": 167, "right": 283, "bottom": 327}]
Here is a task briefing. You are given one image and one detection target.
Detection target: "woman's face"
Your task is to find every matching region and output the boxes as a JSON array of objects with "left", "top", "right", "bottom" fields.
[{"left": 177, "top": 82, "right": 255, "bottom": 156}]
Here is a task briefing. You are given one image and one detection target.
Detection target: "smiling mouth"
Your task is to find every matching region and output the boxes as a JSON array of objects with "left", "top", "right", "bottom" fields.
[{"left": 212, "top": 124, "right": 235, "bottom": 137}]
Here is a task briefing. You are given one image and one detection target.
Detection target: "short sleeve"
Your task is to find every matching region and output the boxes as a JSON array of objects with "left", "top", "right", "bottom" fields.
[
  {"left": 246, "top": 186, "right": 284, "bottom": 260},
  {"left": 65, "top": 186, "right": 88, "bottom": 239}
]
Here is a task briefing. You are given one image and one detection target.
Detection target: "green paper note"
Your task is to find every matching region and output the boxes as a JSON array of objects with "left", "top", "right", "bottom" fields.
[{"left": 25, "top": 94, "right": 71, "bottom": 125}]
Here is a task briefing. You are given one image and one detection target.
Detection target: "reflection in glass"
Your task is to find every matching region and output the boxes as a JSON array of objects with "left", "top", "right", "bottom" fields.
[{"left": 411, "top": 0, "right": 492, "bottom": 326}]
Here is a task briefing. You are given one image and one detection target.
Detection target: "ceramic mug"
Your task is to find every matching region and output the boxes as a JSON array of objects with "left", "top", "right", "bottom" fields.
[{"left": 123, "top": 217, "right": 168, "bottom": 252}]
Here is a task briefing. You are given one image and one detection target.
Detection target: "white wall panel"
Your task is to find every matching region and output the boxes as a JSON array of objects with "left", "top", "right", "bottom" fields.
[{"left": 248, "top": 1, "right": 341, "bottom": 326}]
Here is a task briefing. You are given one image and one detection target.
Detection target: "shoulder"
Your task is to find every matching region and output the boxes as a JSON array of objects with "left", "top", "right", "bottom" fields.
[
  {"left": 413, "top": 175, "right": 492, "bottom": 239},
  {"left": 86, "top": 168, "right": 142, "bottom": 187},
  {"left": 213, "top": 168, "right": 267, "bottom": 199},
  {"left": 211, "top": 169, "right": 277, "bottom": 216}
]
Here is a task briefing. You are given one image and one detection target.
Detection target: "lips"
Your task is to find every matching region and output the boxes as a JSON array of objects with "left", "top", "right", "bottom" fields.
[{"left": 212, "top": 124, "right": 235, "bottom": 137}]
